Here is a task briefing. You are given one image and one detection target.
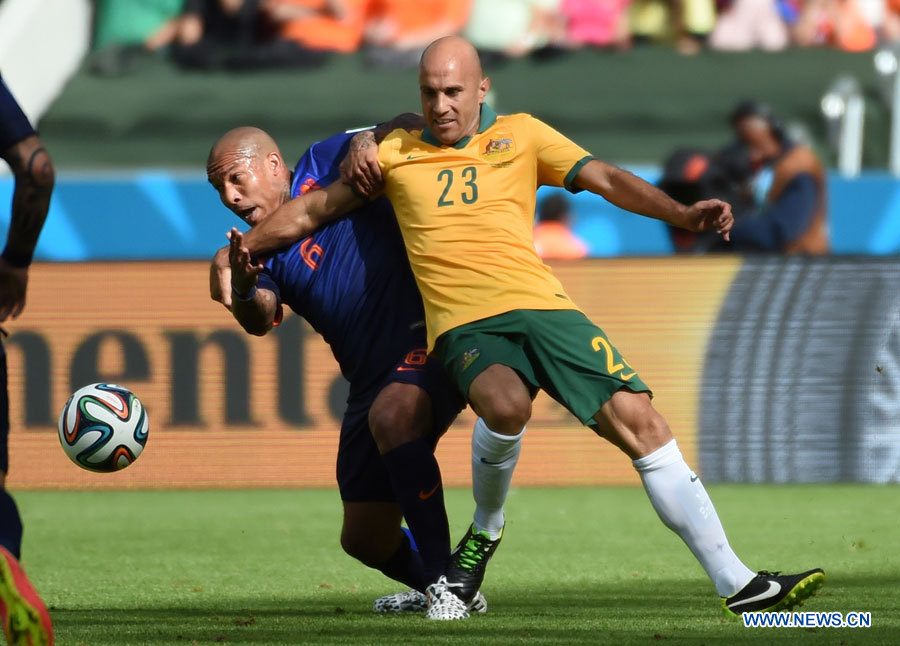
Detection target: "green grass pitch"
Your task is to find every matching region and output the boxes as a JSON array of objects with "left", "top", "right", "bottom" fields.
[{"left": 14, "top": 485, "right": 899, "bottom": 645}]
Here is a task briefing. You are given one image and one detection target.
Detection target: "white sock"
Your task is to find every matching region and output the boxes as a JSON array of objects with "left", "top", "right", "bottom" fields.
[
  {"left": 633, "top": 439, "right": 755, "bottom": 597},
  {"left": 471, "top": 417, "right": 524, "bottom": 540}
]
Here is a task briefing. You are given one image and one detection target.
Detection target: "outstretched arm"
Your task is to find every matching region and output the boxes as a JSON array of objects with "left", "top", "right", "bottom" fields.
[
  {"left": 210, "top": 179, "right": 360, "bottom": 308},
  {"left": 227, "top": 228, "right": 279, "bottom": 335},
  {"left": 574, "top": 159, "right": 733, "bottom": 240},
  {"left": 242, "top": 179, "right": 360, "bottom": 254}
]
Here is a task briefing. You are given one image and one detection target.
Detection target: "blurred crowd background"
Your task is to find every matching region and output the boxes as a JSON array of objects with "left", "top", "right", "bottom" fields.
[{"left": 89, "top": 0, "right": 900, "bottom": 74}]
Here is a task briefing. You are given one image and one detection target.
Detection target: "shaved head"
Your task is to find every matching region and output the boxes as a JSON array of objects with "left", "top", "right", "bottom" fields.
[
  {"left": 207, "top": 126, "right": 280, "bottom": 173},
  {"left": 420, "top": 36, "right": 484, "bottom": 82},
  {"left": 418, "top": 36, "right": 490, "bottom": 146},
  {"left": 207, "top": 126, "right": 292, "bottom": 226}
]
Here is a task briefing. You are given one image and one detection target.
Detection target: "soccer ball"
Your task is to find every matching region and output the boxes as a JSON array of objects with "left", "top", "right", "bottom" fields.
[{"left": 58, "top": 383, "right": 149, "bottom": 472}]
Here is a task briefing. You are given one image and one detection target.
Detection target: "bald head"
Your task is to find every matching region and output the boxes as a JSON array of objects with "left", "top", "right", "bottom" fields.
[
  {"left": 207, "top": 126, "right": 292, "bottom": 227},
  {"left": 420, "top": 36, "right": 483, "bottom": 82},
  {"left": 418, "top": 36, "right": 490, "bottom": 146},
  {"left": 207, "top": 126, "right": 280, "bottom": 171}
]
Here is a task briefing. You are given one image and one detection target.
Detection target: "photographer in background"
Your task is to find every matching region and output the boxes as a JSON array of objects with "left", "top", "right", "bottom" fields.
[
  {"left": 661, "top": 101, "right": 829, "bottom": 254},
  {"left": 658, "top": 142, "right": 754, "bottom": 253},
  {"left": 727, "top": 101, "right": 829, "bottom": 254}
]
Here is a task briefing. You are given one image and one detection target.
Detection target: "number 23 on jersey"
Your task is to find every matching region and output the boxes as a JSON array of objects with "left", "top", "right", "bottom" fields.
[{"left": 437, "top": 166, "right": 478, "bottom": 206}]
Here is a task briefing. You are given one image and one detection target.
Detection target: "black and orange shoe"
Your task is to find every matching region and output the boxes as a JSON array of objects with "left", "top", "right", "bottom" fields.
[{"left": 0, "top": 546, "right": 53, "bottom": 646}]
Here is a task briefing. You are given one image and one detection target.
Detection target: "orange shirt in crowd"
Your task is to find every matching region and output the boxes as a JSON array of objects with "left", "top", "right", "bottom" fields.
[
  {"left": 366, "top": 0, "right": 471, "bottom": 45},
  {"left": 533, "top": 221, "right": 589, "bottom": 260},
  {"left": 830, "top": 0, "right": 876, "bottom": 52},
  {"left": 277, "top": 0, "right": 371, "bottom": 53}
]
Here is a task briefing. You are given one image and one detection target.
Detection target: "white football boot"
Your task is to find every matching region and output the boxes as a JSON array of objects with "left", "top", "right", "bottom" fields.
[
  {"left": 425, "top": 576, "right": 469, "bottom": 620},
  {"left": 373, "top": 589, "right": 427, "bottom": 613}
]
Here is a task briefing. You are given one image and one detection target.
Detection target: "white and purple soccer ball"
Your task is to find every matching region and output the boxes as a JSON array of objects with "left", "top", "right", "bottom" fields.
[{"left": 58, "top": 383, "right": 149, "bottom": 472}]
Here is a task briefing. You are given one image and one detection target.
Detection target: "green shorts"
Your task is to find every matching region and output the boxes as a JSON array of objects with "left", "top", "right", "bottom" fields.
[{"left": 434, "top": 309, "right": 652, "bottom": 425}]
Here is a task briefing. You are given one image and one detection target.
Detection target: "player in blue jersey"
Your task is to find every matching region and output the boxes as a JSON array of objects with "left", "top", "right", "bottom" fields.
[
  {"left": 206, "top": 125, "right": 496, "bottom": 615},
  {"left": 0, "top": 73, "right": 55, "bottom": 645}
]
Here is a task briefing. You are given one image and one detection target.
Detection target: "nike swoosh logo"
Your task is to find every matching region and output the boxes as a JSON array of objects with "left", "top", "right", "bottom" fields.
[
  {"left": 419, "top": 483, "right": 440, "bottom": 500},
  {"left": 407, "top": 154, "right": 426, "bottom": 160},
  {"left": 729, "top": 581, "right": 782, "bottom": 609},
  {"left": 396, "top": 366, "right": 422, "bottom": 372},
  {"left": 479, "top": 457, "right": 505, "bottom": 466},
  {"left": 690, "top": 474, "right": 699, "bottom": 482}
]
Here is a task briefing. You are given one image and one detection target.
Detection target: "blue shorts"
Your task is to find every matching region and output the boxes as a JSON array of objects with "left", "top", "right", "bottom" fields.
[
  {"left": 0, "top": 77, "right": 35, "bottom": 152},
  {"left": 336, "top": 347, "right": 465, "bottom": 502}
]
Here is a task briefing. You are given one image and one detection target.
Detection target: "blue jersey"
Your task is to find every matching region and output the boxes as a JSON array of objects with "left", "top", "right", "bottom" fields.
[{"left": 256, "top": 132, "right": 426, "bottom": 394}]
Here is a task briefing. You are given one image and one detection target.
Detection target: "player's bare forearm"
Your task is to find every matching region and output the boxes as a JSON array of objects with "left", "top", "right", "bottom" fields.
[
  {"left": 343, "top": 130, "right": 381, "bottom": 194},
  {"left": 210, "top": 247, "right": 232, "bottom": 308},
  {"left": 344, "top": 113, "right": 421, "bottom": 194},
  {"left": 241, "top": 182, "right": 359, "bottom": 256},
  {"left": 347, "top": 130, "right": 377, "bottom": 160},
  {"left": 0, "top": 259, "right": 29, "bottom": 321},
  {"left": 347, "top": 112, "right": 423, "bottom": 160},
  {"left": 231, "top": 288, "right": 278, "bottom": 336},
  {"left": 575, "top": 160, "right": 733, "bottom": 238},
  {"left": 2, "top": 135, "right": 54, "bottom": 266},
  {"left": 575, "top": 160, "right": 688, "bottom": 226}
]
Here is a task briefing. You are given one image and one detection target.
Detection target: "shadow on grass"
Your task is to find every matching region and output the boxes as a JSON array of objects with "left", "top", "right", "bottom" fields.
[{"left": 49, "top": 574, "right": 898, "bottom": 645}]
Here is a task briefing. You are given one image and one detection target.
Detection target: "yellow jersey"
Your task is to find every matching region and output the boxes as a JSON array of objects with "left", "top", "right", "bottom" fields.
[{"left": 377, "top": 105, "right": 593, "bottom": 349}]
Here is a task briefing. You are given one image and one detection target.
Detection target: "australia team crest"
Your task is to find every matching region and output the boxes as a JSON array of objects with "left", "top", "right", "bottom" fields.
[{"left": 480, "top": 133, "right": 515, "bottom": 163}]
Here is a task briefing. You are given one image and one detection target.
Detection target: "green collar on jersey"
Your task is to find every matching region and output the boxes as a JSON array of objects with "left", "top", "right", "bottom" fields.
[{"left": 421, "top": 104, "right": 498, "bottom": 149}]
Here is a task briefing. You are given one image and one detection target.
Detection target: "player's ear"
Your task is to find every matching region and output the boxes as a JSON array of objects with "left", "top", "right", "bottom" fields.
[
  {"left": 267, "top": 151, "right": 284, "bottom": 176},
  {"left": 479, "top": 76, "right": 491, "bottom": 102}
]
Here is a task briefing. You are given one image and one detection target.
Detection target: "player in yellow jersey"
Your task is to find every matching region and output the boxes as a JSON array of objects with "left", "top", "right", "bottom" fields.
[{"left": 212, "top": 36, "right": 824, "bottom": 621}]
